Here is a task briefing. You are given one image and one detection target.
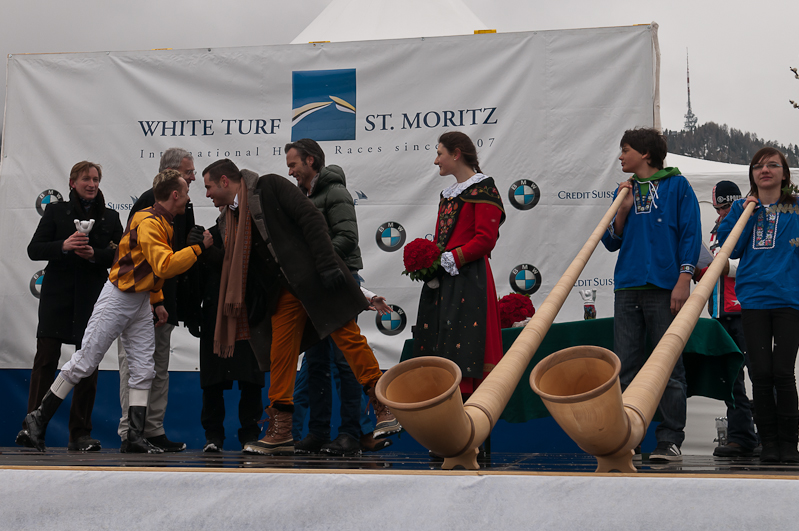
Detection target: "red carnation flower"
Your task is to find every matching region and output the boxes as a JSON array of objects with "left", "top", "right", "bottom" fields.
[
  {"left": 402, "top": 238, "right": 443, "bottom": 283},
  {"left": 498, "top": 293, "right": 535, "bottom": 328}
]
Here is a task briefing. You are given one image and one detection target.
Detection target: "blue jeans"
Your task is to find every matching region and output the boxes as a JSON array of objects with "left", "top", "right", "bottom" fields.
[
  {"left": 293, "top": 350, "right": 373, "bottom": 440},
  {"left": 614, "top": 290, "right": 687, "bottom": 446},
  {"left": 717, "top": 315, "right": 758, "bottom": 449}
]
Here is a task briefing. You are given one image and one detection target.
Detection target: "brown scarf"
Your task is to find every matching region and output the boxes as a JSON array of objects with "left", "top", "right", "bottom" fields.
[{"left": 213, "top": 181, "right": 252, "bottom": 357}]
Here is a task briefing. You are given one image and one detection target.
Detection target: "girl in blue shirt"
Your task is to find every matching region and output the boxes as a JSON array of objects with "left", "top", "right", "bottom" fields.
[{"left": 718, "top": 147, "right": 799, "bottom": 464}]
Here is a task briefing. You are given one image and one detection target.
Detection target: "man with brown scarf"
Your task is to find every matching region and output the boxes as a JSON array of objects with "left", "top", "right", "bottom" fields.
[{"left": 202, "top": 158, "right": 399, "bottom": 455}]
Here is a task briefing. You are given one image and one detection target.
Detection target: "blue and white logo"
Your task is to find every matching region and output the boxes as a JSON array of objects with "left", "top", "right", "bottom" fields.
[
  {"left": 30, "top": 270, "right": 45, "bottom": 299},
  {"left": 509, "top": 264, "right": 541, "bottom": 295},
  {"left": 292, "top": 69, "right": 356, "bottom": 141},
  {"left": 375, "top": 221, "right": 406, "bottom": 252},
  {"left": 36, "top": 189, "right": 64, "bottom": 216},
  {"left": 508, "top": 180, "right": 540, "bottom": 211},
  {"left": 376, "top": 304, "right": 407, "bottom": 336}
]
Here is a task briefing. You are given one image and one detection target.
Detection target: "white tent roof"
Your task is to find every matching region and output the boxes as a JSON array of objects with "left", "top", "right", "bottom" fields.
[
  {"left": 665, "top": 153, "right": 751, "bottom": 242},
  {"left": 291, "top": 0, "right": 488, "bottom": 44}
]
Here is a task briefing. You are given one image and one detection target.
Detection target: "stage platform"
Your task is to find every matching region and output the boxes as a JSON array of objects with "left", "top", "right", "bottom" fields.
[
  {"left": 4, "top": 447, "right": 799, "bottom": 476},
  {"left": 3, "top": 448, "right": 799, "bottom": 530}
]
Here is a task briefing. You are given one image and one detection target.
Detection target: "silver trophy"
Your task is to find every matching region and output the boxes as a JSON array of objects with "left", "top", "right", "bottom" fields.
[
  {"left": 579, "top": 289, "right": 596, "bottom": 320},
  {"left": 74, "top": 219, "right": 95, "bottom": 234}
]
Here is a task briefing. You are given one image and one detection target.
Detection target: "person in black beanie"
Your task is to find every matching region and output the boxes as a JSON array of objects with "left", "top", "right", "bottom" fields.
[{"left": 695, "top": 180, "right": 758, "bottom": 457}]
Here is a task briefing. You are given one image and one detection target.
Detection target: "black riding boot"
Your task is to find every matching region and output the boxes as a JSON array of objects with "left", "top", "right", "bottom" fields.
[
  {"left": 758, "top": 421, "right": 780, "bottom": 463},
  {"left": 778, "top": 415, "right": 799, "bottom": 464},
  {"left": 125, "top": 406, "right": 163, "bottom": 454},
  {"left": 16, "top": 390, "right": 63, "bottom": 452}
]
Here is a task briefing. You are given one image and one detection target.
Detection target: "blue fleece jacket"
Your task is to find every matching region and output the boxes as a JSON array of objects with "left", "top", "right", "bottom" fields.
[
  {"left": 602, "top": 169, "right": 701, "bottom": 291},
  {"left": 718, "top": 198, "right": 799, "bottom": 310}
]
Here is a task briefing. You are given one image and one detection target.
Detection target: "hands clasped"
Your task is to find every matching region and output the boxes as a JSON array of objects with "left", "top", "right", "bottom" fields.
[{"left": 187, "top": 225, "right": 213, "bottom": 251}]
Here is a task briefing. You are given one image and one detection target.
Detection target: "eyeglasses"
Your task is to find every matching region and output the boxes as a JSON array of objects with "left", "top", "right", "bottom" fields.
[
  {"left": 184, "top": 170, "right": 196, "bottom": 176},
  {"left": 752, "top": 162, "right": 782, "bottom": 172}
]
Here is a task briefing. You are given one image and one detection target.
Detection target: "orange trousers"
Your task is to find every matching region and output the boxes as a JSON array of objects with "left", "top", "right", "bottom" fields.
[{"left": 268, "top": 288, "right": 383, "bottom": 407}]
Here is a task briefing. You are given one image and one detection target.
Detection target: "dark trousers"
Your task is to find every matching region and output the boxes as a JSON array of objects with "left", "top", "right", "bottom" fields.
[
  {"left": 201, "top": 381, "right": 264, "bottom": 448},
  {"left": 614, "top": 290, "right": 687, "bottom": 446},
  {"left": 305, "top": 337, "right": 364, "bottom": 439},
  {"left": 24, "top": 337, "right": 98, "bottom": 442},
  {"left": 717, "top": 315, "right": 758, "bottom": 449},
  {"left": 301, "top": 271, "right": 365, "bottom": 440},
  {"left": 741, "top": 308, "right": 799, "bottom": 439}
]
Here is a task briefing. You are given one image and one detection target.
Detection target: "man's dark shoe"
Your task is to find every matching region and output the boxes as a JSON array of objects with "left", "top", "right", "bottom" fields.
[
  {"left": 360, "top": 432, "right": 392, "bottom": 452},
  {"left": 713, "top": 442, "right": 754, "bottom": 458},
  {"left": 649, "top": 441, "right": 682, "bottom": 462},
  {"left": 321, "top": 433, "right": 362, "bottom": 457},
  {"left": 203, "top": 440, "right": 223, "bottom": 453},
  {"left": 633, "top": 444, "right": 642, "bottom": 461},
  {"left": 68, "top": 435, "right": 102, "bottom": 452},
  {"left": 146, "top": 434, "right": 187, "bottom": 452},
  {"left": 294, "top": 433, "right": 328, "bottom": 455}
]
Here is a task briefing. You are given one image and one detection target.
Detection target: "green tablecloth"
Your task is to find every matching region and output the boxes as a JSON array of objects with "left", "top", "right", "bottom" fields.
[{"left": 400, "top": 317, "right": 744, "bottom": 424}]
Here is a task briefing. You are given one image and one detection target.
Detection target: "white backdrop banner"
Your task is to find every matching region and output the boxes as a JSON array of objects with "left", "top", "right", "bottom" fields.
[{"left": 0, "top": 24, "right": 659, "bottom": 371}]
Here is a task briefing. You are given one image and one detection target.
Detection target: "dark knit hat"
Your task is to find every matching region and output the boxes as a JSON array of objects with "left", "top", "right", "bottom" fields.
[{"left": 712, "top": 180, "right": 742, "bottom": 207}]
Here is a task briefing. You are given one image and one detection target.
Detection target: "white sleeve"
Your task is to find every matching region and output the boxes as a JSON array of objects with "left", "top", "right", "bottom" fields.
[
  {"left": 727, "top": 258, "right": 739, "bottom": 279},
  {"left": 440, "top": 251, "right": 459, "bottom": 276},
  {"left": 360, "top": 286, "right": 377, "bottom": 301}
]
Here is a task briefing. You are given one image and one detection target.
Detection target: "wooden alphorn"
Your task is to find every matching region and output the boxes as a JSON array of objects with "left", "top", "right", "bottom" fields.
[
  {"left": 376, "top": 188, "right": 632, "bottom": 470},
  {"left": 530, "top": 201, "right": 756, "bottom": 472}
]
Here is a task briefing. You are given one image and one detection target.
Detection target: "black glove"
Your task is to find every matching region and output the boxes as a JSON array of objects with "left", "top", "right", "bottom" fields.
[
  {"left": 320, "top": 268, "right": 347, "bottom": 290},
  {"left": 187, "top": 225, "right": 206, "bottom": 250}
]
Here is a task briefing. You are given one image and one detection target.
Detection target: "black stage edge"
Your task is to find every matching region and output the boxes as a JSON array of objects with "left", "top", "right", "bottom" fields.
[{"left": 3, "top": 447, "right": 799, "bottom": 476}]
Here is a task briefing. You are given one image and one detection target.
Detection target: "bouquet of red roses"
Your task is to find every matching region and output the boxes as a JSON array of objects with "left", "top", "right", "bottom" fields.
[
  {"left": 402, "top": 238, "right": 443, "bottom": 283},
  {"left": 498, "top": 293, "right": 535, "bottom": 329}
]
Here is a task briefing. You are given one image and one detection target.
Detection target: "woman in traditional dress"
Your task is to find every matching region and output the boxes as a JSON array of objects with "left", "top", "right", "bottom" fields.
[
  {"left": 413, "top": 131, "right": 505, "bottom": 396},
  {"left": 718, "top": 147, "right": 799, "bottom": 464},
  {"left": 17, "top": 161, "right": 123, "bottom": 451}
]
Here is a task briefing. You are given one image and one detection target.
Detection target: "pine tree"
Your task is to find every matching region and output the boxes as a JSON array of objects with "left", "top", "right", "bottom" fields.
[{"left": 664, "top": 123, "right": 799, "bottom": 167}]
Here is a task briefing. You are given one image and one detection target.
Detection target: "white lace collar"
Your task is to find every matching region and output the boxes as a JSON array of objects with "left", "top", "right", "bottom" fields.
[{"left": 441, "top": 173, "right": 489, "bottom": 199}]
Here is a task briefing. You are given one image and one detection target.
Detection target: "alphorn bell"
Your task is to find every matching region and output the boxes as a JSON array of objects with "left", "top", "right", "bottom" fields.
[
  {"left": 377, "top": 188, "right": 632, "bottom": 470},
  {"left": 530, "top": 201, "right": 756, "bottom": 472}
]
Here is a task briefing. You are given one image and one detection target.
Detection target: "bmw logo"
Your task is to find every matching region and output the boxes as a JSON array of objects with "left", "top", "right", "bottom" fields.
[
  {"left": 376, "top": 304, "right": 407, "bottom": 336},
  {"left": 509, "top": 264, "right": 541, "bottom": 295},
  {"left": 30, "top": 270, "right": 45, "bottom": 299},
  {"left": 508, "top": 180, "right": 540, "bottom": 211},
  {"left": 36, "top": 189, "right": 64, "bottom": 216},
  {"left": 375, "top": 221, "right": 406, "bottom": 252}
]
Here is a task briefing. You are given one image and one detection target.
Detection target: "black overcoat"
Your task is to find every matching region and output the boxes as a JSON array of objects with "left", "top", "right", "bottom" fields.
[
  {"left": 29, "top": 190, "right": 123, "bottom": 345},
  {"left": 217, "top": 170, "right": 368, "bottom": 371},
  {"left": 198, "top": 225, "right": 265, "bottom": 388}
]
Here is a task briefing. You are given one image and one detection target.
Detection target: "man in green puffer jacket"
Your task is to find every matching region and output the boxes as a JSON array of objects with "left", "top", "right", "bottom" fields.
[{"left": 286, "top": 138, "right": 397, "bottom": 457}]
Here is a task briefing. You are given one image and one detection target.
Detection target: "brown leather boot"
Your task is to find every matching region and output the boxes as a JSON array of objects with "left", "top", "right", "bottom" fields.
[
  {"left": 366, "top": 387, "right": 402, "bottom": 439},
  {"left": 243, "top": 407, "right": 294, "bottom": 455},
  {"left": 360, "top": 432, "right": 392, "bottom": 452}
]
